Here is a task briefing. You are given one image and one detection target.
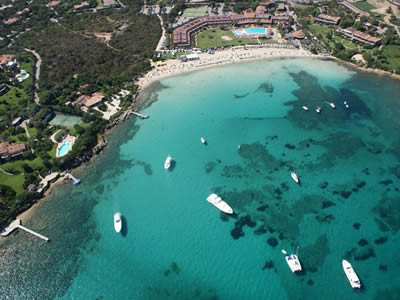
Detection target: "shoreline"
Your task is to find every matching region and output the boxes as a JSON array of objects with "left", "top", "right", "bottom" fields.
[{"left": 3, "top": 47, "right": 398, "bottom": 231}]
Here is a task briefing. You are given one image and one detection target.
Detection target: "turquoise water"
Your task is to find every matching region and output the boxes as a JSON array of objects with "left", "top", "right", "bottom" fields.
[
  {"left": 235, "top": 28, "right": 267, "bottom": 35},
  {"left": 57, "top": 140, "right": 71, "bottom": 157},
  {"left": 1, "top": 58, "right": 400, "bottom": 299}
]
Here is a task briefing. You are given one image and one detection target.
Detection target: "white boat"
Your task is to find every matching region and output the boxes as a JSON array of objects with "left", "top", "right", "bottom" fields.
[
  {"left": 114, "top": 212, "right": 122, "bottom": 233},
  {"left": 316, "top": 106, "right": 322, "bottom": 113},
  {"left": 344, "top": 101, "right": 349, "bottom": 109},
  {"left": 207, "top": 193, "right": 233, "bottom": 214},
  {"left": 164, "top": 155, "right": 173, "bottom": 170},
  {"left": 342, "top": 260, "right": 361, "bottom": 289},
  {"left": 291, "top": 171, "right": 299, "bottom": 184},
  {"left": 200, "top": 137, "right": 206, "bottom": 144},
  {"left": 329, "top": 102, "right": 336, "bottom": 109},
  {"left": 285, "top": 254, "right": 302, "bottom": 272},
  {"left": 302, "top": 106, "right": 309, "bottom": 111}
]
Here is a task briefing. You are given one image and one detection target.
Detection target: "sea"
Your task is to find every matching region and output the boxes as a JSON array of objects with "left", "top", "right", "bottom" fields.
[{"left": 1, "top": 57, "right": 400, "bottom": 300}]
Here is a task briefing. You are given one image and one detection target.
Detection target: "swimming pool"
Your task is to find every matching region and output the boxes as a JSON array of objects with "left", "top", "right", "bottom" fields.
[
  {"left": 57, "top": 140, "right": 72, "bottom": 157},
  {"left": 234, "top": 28, "right": 267, "bottom": 36}
]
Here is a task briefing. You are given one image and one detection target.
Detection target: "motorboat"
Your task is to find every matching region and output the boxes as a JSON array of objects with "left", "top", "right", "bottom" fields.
[
  {"left": 164, "top": 155, "right": 173, "bottom": 170},
  {"left": 291, "top": 171, "right": 299, "bottom": 184},
  {"left": 342, "top": 260, "right": 361, "bottom": 289},
  {"left": 114, "top": 212, "right": 122, "bottom": 233},
  {"left": 285, "top": 254, "right": 302, "bottom": 273},
  {"left": 316, "top": 106, "right": 322, "bottom": 113},
  {"left": 329, "top": 102, "right": 336, "bottom": 109},
  {"left": 200, "top": 137, "right": 206, "bottom": 144},
  {"left": 302, "top": 106, "right": 309, "bottom": 111},
  {"left": 207, "top": 193, "right": 233, "bottom": 214}
]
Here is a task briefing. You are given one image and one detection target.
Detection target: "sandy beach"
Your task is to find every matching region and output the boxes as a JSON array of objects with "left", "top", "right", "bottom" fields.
[{"left": 137, "top": 46, "right": 326, "bottom": 91}]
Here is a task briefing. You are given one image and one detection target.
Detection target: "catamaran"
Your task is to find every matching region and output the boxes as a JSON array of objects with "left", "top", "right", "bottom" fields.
[
  {"left": 164, "top": 155, "right": 173, "bottom": 170},
  {"left": 114, "top": 212, "right": 122, "bottom": 233},
  {"left": 207, "top": 193, "right": 233, "bottom": 214},
  {"left": 316, "top": 106, "right": 322, "bottom": 113},
  {"left": 282, "top": 249, "right": 302, "bottom": 272},
  {"left": 302, "top": 106, "right": 309, "bottom": 111},
  {"left": 342, "top": 260, "right": 361, "bottom": 289},
  {"left": 291, "top": 171, "right": 299, "bottom": 184}
]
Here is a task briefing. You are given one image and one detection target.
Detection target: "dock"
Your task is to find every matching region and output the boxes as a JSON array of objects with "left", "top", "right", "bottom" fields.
[
  {"left": 67, "top": 173, "right": 81, "bottom": 185},
  {"left": 1, "top": 219, "right": 49, "bottom": 242},
  {"left": 132, "top": 111, "right": 149, "bottom": 119}
]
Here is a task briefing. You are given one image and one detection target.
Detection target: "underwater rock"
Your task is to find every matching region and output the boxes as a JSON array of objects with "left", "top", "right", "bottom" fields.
[
  {"left": 284, "top": 144, "right": 296, "bottom": 150},
  {"left": 171, "top": 262, "right": 180, "bottom": 274},
  {"left": 231, "top": 227, "right": 244, "bottom": 239},
  {"left": 95, "top": 184, "right": 104, "bottom": 195},
  {"left": 374, "top": 236, "right": 388, "bottom": 245},
  {"left": 353, "top": 222, "right": 361, "bottom": 230},
  {"left": 256, "top": 82, "right": 274, "bottom": 94},
  {"left": 358, "top": 239, "right": 368, "bottom": 247},
  {"left": 254, "top": 225, "right": 267, "bottom": 235},
  {"left": 315, "top": 214, "right": 335, "bottom": 224},
  {"left": 257, "top": 205, "right": 269, "bottom": 212},
  {"left": 356, "top": 181, "right": 366, "bottom": 189},
  {"left": 379, "top": 265, "right": 388, "bottom": 271},
  {"left": 379, "top": 179, "right": 393, "bottom": 186},
  {"left": 354, "top": 247, "right": 375, "bottom": 261},
  {"left": 262, "top": 260, "right": 274, "bottom": 270},
  {"left": 340, "top": 191, "right": 352, "bottom": 199},
  {"left": 319, "top": 182, "right": 328, "bottom": 189},
  {"left": 205, "top": 161, "right": 217, "bottom": 173},
  {"left": 307, "top": 279, "right": 314, "bottom": 286},
  {"left": 267, "top": 237, "right": 278, "bottom": 247},
  {"left": 234, "top": 93, "right": 249, "bottom": 99},
  {"left": 322, "top": 201, "right": 335, "bottom": 209}
]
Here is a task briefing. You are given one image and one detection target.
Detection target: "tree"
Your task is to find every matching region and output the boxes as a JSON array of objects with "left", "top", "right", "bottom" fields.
[{"left": 386, "top": 6, "right": 393, "bottom": 14}]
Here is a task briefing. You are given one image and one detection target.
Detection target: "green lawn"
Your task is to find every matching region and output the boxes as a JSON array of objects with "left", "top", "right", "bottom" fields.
[
  {"left": 353, "top": 1, "right": 376, "bottom": 12},
  {"left": 0, "top": 86, "right": 28, "bottom": 106},
  {"left": 196, "top": 28, "right": 261, "bottom": 50},
  {"left": 382, "top": 45, "right": 400, "bottom": 72},
  {"left": 0, "top": 172, "right": 25, "bottom": 195}
]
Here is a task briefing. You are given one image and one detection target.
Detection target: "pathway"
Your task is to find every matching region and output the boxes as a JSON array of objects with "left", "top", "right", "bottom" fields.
[
  {"left": 20, "top": 120, "right": 30, "bottom": 138},
  {"left": 156, "top": 14, "right": 167, "bottom": 51},
  {"left": 0, "top": 168, "right": 14, "bottom": 176},
  {"left": 24, "top": 48, "right": 41, "bottom": 105}
]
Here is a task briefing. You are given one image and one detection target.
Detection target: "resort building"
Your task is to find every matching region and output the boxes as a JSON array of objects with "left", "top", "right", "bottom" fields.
[
  {"left": 315, "top": 14, "right": 341, "bottom": 25},
  {"left": 47, "top": 0, "right": 60, "bottom": 7},
  {"left": 0, "top": 142, "right": 26, "bottom": 159},
  {"left": 0, "top": 54, "right": 15, "bottom": 66},
  {"left": 276, "top": 3, "right": 286, "bottom": 11},
  {"left": 73, "top": 1, "right": 89, "bottom": 9},
  {"left": 16, "top": 8, "right": 30, "bottom": 15},
  {"left": 73, "top": 92, "right": 105, "bottom": 110},
  {"left": 173, "top": 14, "right": 289, "bottom": 47},
  {"left": 340, "top": 27, "right": 381, "bottom": 46},
  {"left": 341, "top": 1, "right": 369, "bottom": 17},
  {"left": 3, "top": 17, "right": 19, "bottom": 25}
]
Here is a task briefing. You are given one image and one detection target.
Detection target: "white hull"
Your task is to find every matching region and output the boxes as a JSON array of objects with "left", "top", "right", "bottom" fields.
[
  {"left": 329, "top": 102, "right": 336, "bottom": 109},
  {"left": 114, "top": 213, "right": 122, "bottom": 233},
  {"left": 207, "top": 193, "right": 233, "bottom": 214},
  {"left": 164, "top": 155, "right": 173, "bottom": 170},
  {"left": 302, "top": 106, "right": 309, "bottom": 111},
  {"left": 291, "top": 171, "right": 299, "bottom": 184},
  {"left": 201, "top": 137, "right": 206, "bottom": 144},
  {"left": 286, "top": 254, "right": 302, "bottom": 272},
  {"left": 342, "top": 260, "right": 361, "bottom": 288},
  {"left": 316, "top": 106, "right": 322, "bottom": 113}
]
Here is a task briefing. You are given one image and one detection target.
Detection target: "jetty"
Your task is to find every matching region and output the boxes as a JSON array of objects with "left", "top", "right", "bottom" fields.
[
  {"left": 132, "top": 111, "right": 149, "bottom": 119},
  {"left": 67, "top": 173, "right": 81, "bottom": 185},
  {"left": 1, "top": 219, "right": 49, "bottom": 242}
]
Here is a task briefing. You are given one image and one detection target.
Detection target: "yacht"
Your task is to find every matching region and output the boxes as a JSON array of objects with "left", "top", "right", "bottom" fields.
[
  {"left": 207, "top": 193, "right": 233, "bottom": 214},
  {"left": 200, "top": 137, "right": 206, "bottom": 144},
  {"left": 285, "top": 254, "right": 302, "bottom": 273},
  {"left": 316, "top": 106, "right": 322, "bottom": 113},
  {"left": 329, "top": 102, "right": 336, "bottom": 109},
  {"left": 291, "top": 171, "right": 299, "bottom": 184},
  {"left": 342, "top": 260, "right": 361, "bottom": 289},
  {"left": 114, "top": 212, "right": 122, "bottom": 233},
  {"left": 164, "top": 155, "right": 173, "bottom": 170},
  {"left": 302, "top": 106, "right": 309, "bottom": 111}
]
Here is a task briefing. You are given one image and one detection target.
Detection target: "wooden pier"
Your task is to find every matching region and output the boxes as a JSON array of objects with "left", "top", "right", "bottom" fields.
[
  {"left": 67, "top": 173, "right": 81, "bottom": 185},
  {"left": 1, "top": 219, "right": 49, "bottom": 242}
]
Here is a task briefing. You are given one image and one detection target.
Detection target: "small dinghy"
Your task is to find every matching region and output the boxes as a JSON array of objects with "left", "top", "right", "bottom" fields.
[
  {"left": 302, "top": 106, "right": 309, "bottom": 111},
  {"left": 316, "top": 106, "right": 322, "bottom": 113}
]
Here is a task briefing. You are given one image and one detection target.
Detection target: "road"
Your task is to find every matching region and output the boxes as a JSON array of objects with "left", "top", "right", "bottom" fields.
[
  {"left": 24, "top": 48, "right": 41, "bottom": 105},
  {"left": 156, "top": 14, "right": 167, "bottom": 51}
]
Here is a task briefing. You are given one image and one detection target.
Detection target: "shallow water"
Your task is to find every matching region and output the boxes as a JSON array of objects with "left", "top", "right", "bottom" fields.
[{"left": 1, "top": 58, "right": 400, "bottom": 300}]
